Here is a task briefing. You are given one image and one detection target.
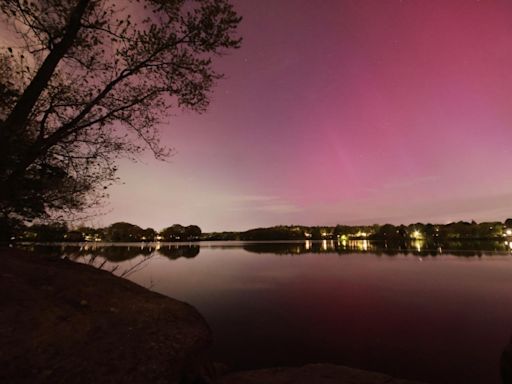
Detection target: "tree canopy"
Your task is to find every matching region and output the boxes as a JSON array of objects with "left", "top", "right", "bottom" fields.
[
  {"left": 160, "top": 224, "right": 201, "bottom": 241},
  {"left": 0, "top": 0, "right": 241, "bottom": 221}
]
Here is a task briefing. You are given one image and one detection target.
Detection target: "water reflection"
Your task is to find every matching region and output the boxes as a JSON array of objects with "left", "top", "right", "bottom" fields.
[
  {"left": 20, "top": 243, "right": 201, "bottom": 262},
  {"left": 18, "top": 239, "right": 512, "bottom": 262},
  {"left": 158, "top": 244, "right": 200, "bottom": 259},
  {"left": 97, "top": 245, "right": 153, "bottom": 262},
  {"left": 242, "top": 239, "right": 511, "bottom": 257}
]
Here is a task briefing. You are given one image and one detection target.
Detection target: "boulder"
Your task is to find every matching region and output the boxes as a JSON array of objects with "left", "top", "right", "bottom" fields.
[
  {"left": 217, "top": 363, "right": 427, "bottom": 384},
  {"left": 0, "top": 248, "right": 212, "bottom": 384},
  {"left": 502, "top": 339, "right": 512, "bottom": 384}
]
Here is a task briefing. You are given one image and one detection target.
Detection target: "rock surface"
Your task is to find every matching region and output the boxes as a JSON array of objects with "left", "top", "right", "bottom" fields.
[
  {"left": 0, "top": 248, "right": 212, "bottom": 384},
  {"left": 217, "top": 363, "right": 427, "bottom": 384},
  {"left": 502, "top": 339, "right": 512, "bottom": 384}
]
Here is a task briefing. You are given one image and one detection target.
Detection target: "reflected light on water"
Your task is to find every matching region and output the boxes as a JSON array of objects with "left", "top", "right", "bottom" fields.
[
  {"left": 345, "top": 240, "right": 367, "bottom": 251},
  {"left": 347, "top": 239, "right": 369, "bottom": 251}
]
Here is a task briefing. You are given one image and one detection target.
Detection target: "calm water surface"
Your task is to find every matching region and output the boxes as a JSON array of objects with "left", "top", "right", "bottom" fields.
[{"left": 23, "top": 241, "right": 512, "bottom": 384}]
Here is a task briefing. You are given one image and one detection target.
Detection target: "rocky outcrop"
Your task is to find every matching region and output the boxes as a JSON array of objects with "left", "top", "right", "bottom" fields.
[
  {"left": 0, "top": 248, "right": 212, "bottom": 384},
  {"left": 502, "top": 338, "right": 512, "bottom": 384},
  {"left": 217, "top": 363, "right": 427, "bottom": 384}
]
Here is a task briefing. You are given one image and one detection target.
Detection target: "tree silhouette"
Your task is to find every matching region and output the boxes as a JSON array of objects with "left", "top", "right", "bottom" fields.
[{"left": 0, "top": 0, "right": 241, "bottom": 220}]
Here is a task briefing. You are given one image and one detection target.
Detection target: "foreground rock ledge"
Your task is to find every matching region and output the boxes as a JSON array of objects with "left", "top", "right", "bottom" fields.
[
  {"left": 0, "top": 248, "right": 212, "bottom": 384},
  {"left": 218, "top": 363, "right": 427, "bottom": 384}
]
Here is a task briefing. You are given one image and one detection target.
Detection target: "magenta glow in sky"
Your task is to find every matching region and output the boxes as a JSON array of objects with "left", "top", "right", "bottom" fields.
[{"left": 101, "top": 0, "right": 512, "bottom": 231}]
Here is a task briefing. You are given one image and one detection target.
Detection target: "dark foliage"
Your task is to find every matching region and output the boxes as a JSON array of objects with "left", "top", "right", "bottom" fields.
[
  {"left": 0, "top": 0, "right": 241, "bottom": 221},
  {"left": 160, "top": 224, "right": 202, "bottom": 241}
]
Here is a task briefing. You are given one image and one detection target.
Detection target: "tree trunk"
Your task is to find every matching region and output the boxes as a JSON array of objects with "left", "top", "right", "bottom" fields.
[
  {"left": 2, "top": 0, "right": 90, "bottom": 137},
  {"left": 0, "top": 0, "right": 91, "bottom": 198}
]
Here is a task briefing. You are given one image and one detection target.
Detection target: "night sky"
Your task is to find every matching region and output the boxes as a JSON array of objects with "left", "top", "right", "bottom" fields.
[{"left": 101, "top": 0, "right": 512, "bottom": 232}]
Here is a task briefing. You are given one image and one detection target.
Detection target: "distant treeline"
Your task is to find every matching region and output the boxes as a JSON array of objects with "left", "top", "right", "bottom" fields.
[
  {"left": 1, "top": 221, "right": 201, "bottom": 242},
  {"left": 205, "top": 220, "right": 512, "bottom": 242},
  {"left": 3, "top": 219, "right": 512, "bottom": 243}
]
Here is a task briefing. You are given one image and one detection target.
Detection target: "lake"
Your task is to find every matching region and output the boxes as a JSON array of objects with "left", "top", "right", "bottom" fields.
[{"left": 21, "top": 240, "right": 512, "bottom": 384}]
